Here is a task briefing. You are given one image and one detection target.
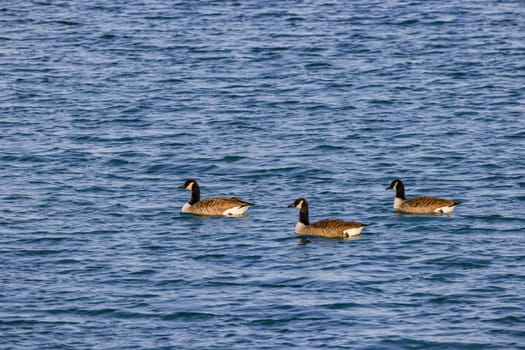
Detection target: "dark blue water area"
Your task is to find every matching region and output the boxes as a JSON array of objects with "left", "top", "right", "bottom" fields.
[{"left": 1, "top": 0, "right": 524, "bottom": 349}]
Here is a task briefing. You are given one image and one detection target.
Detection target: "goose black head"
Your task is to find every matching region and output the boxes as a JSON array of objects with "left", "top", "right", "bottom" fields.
[
  {"left": 180, "top": 179, "right": 198, "bottom": 190},
  {"left": 386, "top": 179, "right": 406, "bottom": 200},
  {"left": 288, "top": 198, "right": 307, "bottom": 208},
  {"left": 386, "top": 179, "right": 403, "bottom": 191}
]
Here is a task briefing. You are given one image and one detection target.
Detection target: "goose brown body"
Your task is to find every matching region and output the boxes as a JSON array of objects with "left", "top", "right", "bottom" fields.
[
  {"left": 180, "top": 179, "right": 253, "bottom": 216},
  {"left": 288, "top": 198, "right": 367, "bottom": 239},
  {"left": 184, "top": 197, "right": 252, "bottom": 216},
  {"left": 387, "top": 179, "right": 460, "bottom": 214},
  {"left": 398, "top": 196, "right": 458, "bottom": 214},
  {"left": 300, "top": 219, "right": 367, "bottom": 239}
]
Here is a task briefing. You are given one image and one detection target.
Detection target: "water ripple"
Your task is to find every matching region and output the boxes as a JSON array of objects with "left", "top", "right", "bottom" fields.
[{"left": 1, "top": 0, "right": 524, "bottom": 349}]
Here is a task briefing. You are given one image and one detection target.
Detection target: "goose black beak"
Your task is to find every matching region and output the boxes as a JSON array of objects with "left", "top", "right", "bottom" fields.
[
  {"left": 385, "top": 185, "right": 393, "bottom": 190},
  {"left": 287, "top": 202, "right": 295, "bottom": 208},
  {"left": 179, "top": 184, "right": 186, "bottom": 189}
]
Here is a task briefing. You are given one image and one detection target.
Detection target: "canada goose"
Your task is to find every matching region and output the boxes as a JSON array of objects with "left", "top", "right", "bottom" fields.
[
  {"left": 288, "top": 198, "right": 368, "bottom": 239},
  {"left": 179, "top": 179, "right": 253, "bottom": 216},
  {"left": 386, "top": 179, "right": 460, "bottom": 214}
]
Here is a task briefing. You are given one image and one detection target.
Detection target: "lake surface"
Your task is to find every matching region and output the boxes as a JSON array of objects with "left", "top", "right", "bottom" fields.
[{"left": 1, "top": 0, "right": 524, "bottom": 349}]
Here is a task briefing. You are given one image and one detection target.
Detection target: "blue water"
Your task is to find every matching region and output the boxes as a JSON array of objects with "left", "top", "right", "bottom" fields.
[{"left": 1, "top": 0, "right": 524, "bottom": 349}]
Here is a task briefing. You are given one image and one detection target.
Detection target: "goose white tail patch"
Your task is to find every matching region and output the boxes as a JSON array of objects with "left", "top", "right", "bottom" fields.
[
  {"left": 222, "top": 205, "right": 249, "bottom": 216},
  {"left": 343, "top": 227, "right": 363, "bottom": 239},
  {"left": 434, "top": 205, "right": 456, "bottom": 214}
]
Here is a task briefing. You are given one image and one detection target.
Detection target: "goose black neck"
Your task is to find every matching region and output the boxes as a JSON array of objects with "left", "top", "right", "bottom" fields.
[
  {"left": 299, "top": 203, "right": 310, "bottom": 225},
  {"left": 396, "top": 182, "right": 406, "bottom": 200},
  {"left": 189, "top": 183, "right": 200, "bottom": 204}
]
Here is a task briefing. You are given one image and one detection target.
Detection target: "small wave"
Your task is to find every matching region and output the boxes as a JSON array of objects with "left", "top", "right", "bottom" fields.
[{"left": 162, "top": 311, "right": 216, "bottom": 321}]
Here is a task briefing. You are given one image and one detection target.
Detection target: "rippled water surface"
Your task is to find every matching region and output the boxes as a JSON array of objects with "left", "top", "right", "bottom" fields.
[{"left": 1, "top": 1, "right": 524, "bottom": 349}]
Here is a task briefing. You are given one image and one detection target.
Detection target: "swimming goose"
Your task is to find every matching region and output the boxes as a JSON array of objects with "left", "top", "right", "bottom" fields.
[
  {"left": 288, "top": 198, "right": 368, "bottom": 239},
  {"left": 386, "top": 179, "right": 460, "bottom": 214},
  {"left": 179, "top": 179, "right": 253, "bottom": 216}
]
